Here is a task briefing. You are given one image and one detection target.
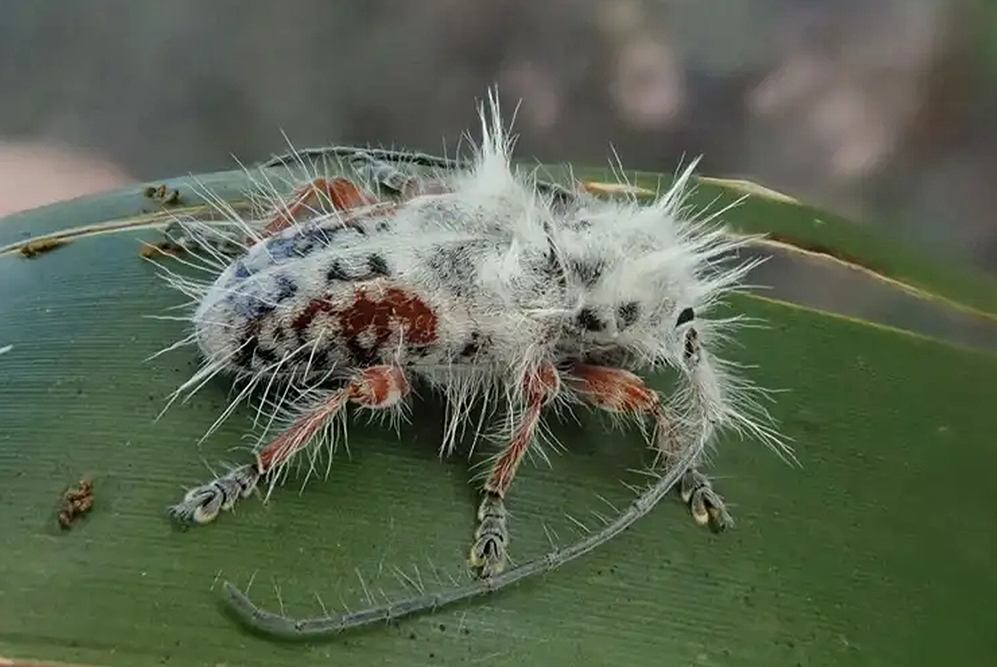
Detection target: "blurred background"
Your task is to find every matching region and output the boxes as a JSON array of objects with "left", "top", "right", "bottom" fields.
[{"left": 1, "top": 0, "right": 995, "bottom": 274}]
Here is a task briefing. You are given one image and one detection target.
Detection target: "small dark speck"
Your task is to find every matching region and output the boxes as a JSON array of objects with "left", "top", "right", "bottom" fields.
[
  {"left": 438, "top": 623, "right": 446, "bottom": 632},
  {"left": 409, "top": 632, "right": 417, "bottom": 640},
  {"left": 429, "top": 653, "right": 435, "bottom": 659},
  {"left": 461, "top": 627, "right": 470, "bottom": 635}
]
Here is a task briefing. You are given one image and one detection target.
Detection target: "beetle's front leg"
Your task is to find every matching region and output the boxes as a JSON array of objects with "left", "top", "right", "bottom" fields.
[{"left": 567, "top": 363, "right": 733, "bottom": 532}]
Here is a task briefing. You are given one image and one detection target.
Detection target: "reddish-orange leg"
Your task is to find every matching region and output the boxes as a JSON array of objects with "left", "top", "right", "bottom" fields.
[
  {"left": 469, "top": 362, "right": 561, "bottom": 577},
  {"left": 568, "top": 363, "right": 732, "bottom": 531},
  {"left": 253, "top": 166, "right": 453, "bottom": 247},
  {"left": 261, "top": 176, "right": 379, "bottom": 239},
  {"left": 170, "top": 365, "right": 409, "bottom": 524},
  {"left": 256, "top": 365, "right": 409, "bottom": 473}
]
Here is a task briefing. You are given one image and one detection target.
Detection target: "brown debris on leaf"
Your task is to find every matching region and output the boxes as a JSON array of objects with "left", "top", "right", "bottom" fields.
[
  {"left": 19, "top": 237, "right": 68, "bottom": 258},
  {"left": 144, "top": 183, "right": 181, "bottom": 206},
  {"left": 58, "top": 477, "right": 94, "bottom": 529},
  {"left": 139, "top": 239, "right": 186, "bottom": 259}
]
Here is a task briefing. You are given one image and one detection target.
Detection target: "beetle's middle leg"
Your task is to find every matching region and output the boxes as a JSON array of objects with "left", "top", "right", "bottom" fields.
[{"left": 469, "top": 362, "right": 560, "bottom": 578}]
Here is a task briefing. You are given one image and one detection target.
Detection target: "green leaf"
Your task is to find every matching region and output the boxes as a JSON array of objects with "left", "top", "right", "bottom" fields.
[{"left": 1, "top": 158, "right": 995, "bottom": 667}]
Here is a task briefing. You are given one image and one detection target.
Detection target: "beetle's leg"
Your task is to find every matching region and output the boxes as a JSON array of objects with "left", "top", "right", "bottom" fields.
[
  {"left": 348, "top": 152, "right": 452, "bottom": 200},
  {"left": 260, "top": 176, "right": 380, "bottom": 239},
  {"left": 469, "top": 362, "right": 560, "bottom": 578},
  {"left": 169, "top": 365, "right": 409, "bottom": 525},
  {"left": 567, "top": 363, "right": 733, "bottom": 532}
]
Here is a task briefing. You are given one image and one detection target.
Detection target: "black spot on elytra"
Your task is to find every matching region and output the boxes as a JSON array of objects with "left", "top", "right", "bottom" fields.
[
  {"left": 458, "top": 332, "right": 483, "bottom": 358},
  {"left": 253, "top": 345, "right": 279, "bottom": 365},
  {"left": 576, "top": 308, "right": 605, "bottom": 332},
  {"left": 269, "top": 323, "right": 288, "bottom": 344},
  {"left": 235, "top": 322, "right": 262, "bottom": 369},
  {"left": 409, "top": 344, "right": 433, "bottom": 358},
  {"left": 306, "top": 346, "right": 335, "bottom": 373},
  {"left": 677, "top": 307, "right": 694, "bottom": 326},
  {"left": 367, "top": 254, "right": 390, "bottom": 277},
  {"left": 272, "top": 274, "right": 298, "bottom": 303},
  {"left": 428, "top": 245, "right": 476, "bottom": 295},
  {"left": 540, "top": 227, "right": 568, "bottom": 291},
  {"left": 325, "top": 260, "right": 354, "bottom": 284},
  {"left": 544, "top": 247, "right": 567, "bottom": 289},
  {"left": 292, "top": 325, "right": 310, "bottom": 354},
  {"left": 326, "top": 253, "right": 392, "bottom": 285},
  {"left": 617, "top": 301, "right": 640, "bottom": 329},
  {"left": 228, "top": 287, "right": 278, "bottom": 322},
  {"left": 237, "top": 319, "right": 280, "bottom": 368},
  {"left": 232, "top": 261, "right": 251, "bottom": 280}
]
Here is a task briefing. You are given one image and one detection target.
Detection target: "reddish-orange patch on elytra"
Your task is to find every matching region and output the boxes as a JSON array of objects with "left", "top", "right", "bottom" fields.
[
  {"left": 292, "top": 282, "right": 439, "bottom": 352},
  {"left": 343, "top": 287, "right": 438, "bottom": 344},
  {"left": 569, "top": 364, "right": 658, "bottom": 413}
]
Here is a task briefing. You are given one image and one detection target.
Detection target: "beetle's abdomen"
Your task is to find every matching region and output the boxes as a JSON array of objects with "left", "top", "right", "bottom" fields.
[{"left": 195, "top": 259, "right": 446, "bottom": 377}]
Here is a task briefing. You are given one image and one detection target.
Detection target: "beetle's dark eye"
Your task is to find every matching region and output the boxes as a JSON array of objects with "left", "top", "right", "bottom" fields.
[{"left": 676, "top": 307, "right": 694, "bottom": 326}]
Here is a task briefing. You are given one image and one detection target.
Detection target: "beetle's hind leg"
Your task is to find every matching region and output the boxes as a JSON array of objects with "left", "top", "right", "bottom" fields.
[
  {"left": 348, "top": 151, "right": 453, "bottom": 200},
  {"left": 259, "top": 176, "right": 380, "bottom": 239},
  {"left": 170, "top": 365, "right": 410, "bottom": 525},
  {"left": 257, "top": 152, "right": 453, "bottom": 242}
]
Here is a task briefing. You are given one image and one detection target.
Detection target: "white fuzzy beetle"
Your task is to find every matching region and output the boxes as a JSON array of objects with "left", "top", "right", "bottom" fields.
[{"left": 155, "top": 90, "right": 790, "bottom": 637}]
